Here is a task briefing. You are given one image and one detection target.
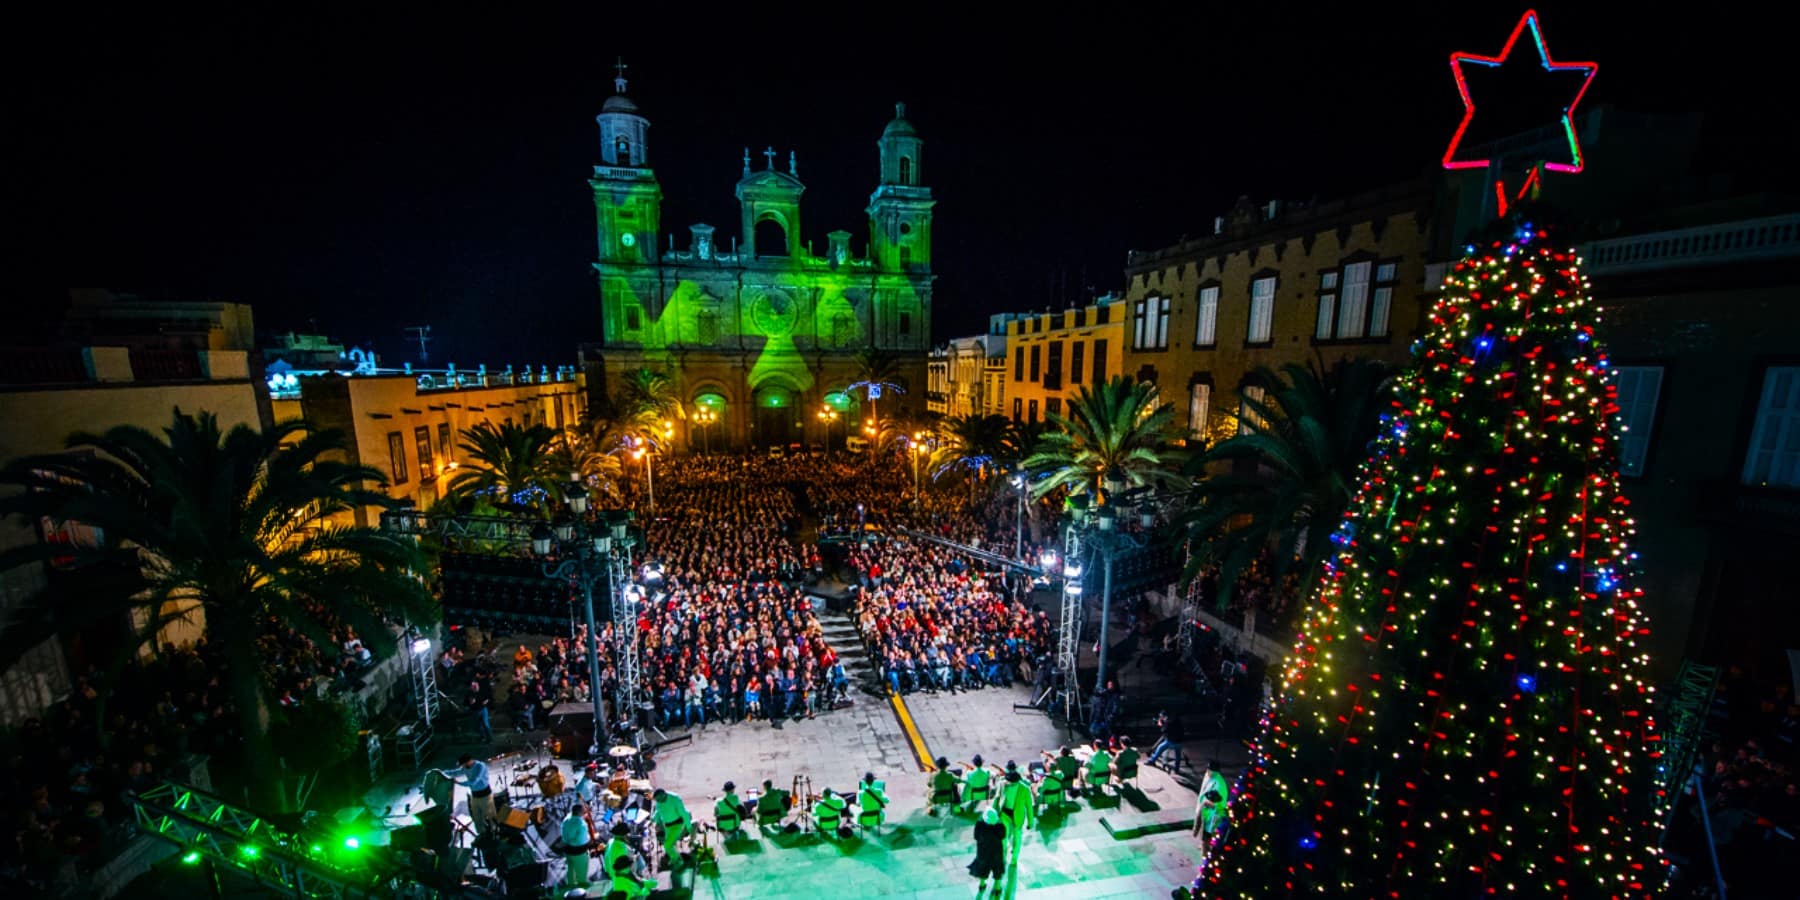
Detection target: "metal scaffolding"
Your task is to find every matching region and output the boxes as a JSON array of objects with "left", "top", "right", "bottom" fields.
[
  {"left": 1055, "top": 528, "right": 1086, "bottom": 725},
  {"left": 130, "top": 781, "right": 401, "bottom": 898},
  {"left": 1655, "top": 660, "right": 1721, "bottom": 824},
  {"left": 607, "top": 550, "right": 643, "bottom": 739},
  {"left": 382, "top": 506, "right": 645, "bottom": 754}
]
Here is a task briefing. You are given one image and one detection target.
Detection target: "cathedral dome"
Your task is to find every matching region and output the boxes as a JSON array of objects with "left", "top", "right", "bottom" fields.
[
  {"left": 882, "top": 102, "right": 916, "bottom": 138},
  {"left": 602, "top": 94, "right": 640, "bottom": 114}
]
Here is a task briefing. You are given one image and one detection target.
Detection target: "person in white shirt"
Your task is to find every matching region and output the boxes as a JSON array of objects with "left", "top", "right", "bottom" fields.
[{"left": 560, "top": 803, "right": 593, "bottom": 887}]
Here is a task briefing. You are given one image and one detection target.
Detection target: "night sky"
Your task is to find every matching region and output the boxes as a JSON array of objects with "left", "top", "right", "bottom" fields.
[{"left": 14, "top": 5, "right": 1786, "bottom": 366}]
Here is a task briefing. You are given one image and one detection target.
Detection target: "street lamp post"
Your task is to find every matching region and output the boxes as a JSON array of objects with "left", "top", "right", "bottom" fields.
[
  {"left": 909, "top": 432, "right": 925, "bottom": 502},
  {"left": 694, "top": 408, "right": 717, "bottom": 454},
  {"left": 817, "top": 406, "right": 839, "bottom": 455},
  {"left": 1011, "top": 471, "right": 1028, "bottom": 562},
  {"left": 530, "top": 483, "right": 611, "bottom": 757}
]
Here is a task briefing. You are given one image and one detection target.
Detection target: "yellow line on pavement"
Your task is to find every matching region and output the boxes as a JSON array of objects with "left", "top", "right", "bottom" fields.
[{"left": 888, "top": 689, "right": 936, "bottom": 772}]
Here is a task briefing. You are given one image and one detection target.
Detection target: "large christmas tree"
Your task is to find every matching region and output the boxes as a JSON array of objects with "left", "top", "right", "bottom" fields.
[{"left": 1210, "top": 225, "right": 1665, "bottom": 898}]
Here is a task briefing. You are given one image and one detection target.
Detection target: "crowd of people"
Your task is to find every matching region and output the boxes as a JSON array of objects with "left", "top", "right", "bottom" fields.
[
  {"left": 452, "top": 450, "right": 1069, "bottom": 739},
  {"left": 1674, "top": 667, "right": 1798, "bottom": 893},
  {"left": 0, "top": 648, "right": 229, "bottom": 890}
]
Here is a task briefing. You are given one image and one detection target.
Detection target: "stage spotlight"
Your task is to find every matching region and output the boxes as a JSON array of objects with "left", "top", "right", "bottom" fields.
[{"left": 411, "top": 637, "right": 431, "bottom": 655}]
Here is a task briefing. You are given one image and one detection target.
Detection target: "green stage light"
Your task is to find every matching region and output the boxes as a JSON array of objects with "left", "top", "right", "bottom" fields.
[
  {"left": 343, "top": 836, "right": 360, "bottom": 851},
  {"left": 309, "top": 844, "right": 324, "bottom": 855},
  {"left": 239, "top": 845, "right": 260, "bottom": 860},
  {"left": 181, "top": 850, "right": 201, "bottom": 865}
]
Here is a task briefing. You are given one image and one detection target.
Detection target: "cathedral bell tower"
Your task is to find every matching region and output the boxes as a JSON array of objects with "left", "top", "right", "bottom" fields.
[
  {"left": 867, "top": 102, "right": 934, "bottom": 273},
  {"left": 592, "top": 59, "right": 661, "bottom": 266}
]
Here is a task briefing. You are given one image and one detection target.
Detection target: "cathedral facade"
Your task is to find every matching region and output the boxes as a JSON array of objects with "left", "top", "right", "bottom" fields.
[{"left": 589, "top": 69, "right": 933, "bottom": 451}]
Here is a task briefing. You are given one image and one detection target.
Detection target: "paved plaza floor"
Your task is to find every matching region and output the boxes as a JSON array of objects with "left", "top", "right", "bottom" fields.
[{"left": 645, "top": 683, "right": 1209, "bottom": 898}]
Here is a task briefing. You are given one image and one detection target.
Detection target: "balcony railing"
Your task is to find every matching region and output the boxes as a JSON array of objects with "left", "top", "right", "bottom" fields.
[
  {"left": 1580, "top": 213, "right": 1800, "bottom": 275},
  {"left": 128, "top": 349, "right": 203, "bottom": 381},
  {"left": 0, "top": 347, "right": 88, "bottom": 385}
]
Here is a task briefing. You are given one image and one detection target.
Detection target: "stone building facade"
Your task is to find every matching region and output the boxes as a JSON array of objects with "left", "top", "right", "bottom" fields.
[
  {"left": 588, "top": 69, "right": 933, "bottom": 450},
  {"left": 1003, "top": 298, "right": 1126, "bottom": 426},
  {"left": 1119, "top": 184, "right": 1435, "bottom": 444}
]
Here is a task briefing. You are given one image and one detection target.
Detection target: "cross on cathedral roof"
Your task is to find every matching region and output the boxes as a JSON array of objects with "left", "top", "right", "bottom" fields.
[
  {"left": 613, "top": 56, "right": 629, "bottom": 94},
  {"left": 763, "top": 146, "right": 776, "bottom": 170}
]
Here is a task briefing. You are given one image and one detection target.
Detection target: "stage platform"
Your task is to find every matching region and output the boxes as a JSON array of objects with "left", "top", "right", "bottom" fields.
[{"left": 359, "top": 663, "right": 1230, "bottom": 896}]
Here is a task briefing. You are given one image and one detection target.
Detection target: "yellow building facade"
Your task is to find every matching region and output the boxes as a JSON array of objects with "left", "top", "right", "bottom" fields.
[
  {"left": 1002, "top": 299, "right": 1126, "bottom": 425},
  {"left": 276, "top": 368, "right": 585, "bottom": 525},
  {"left": 1118, "top": 184, "right": 1435, "bottom": 442}
]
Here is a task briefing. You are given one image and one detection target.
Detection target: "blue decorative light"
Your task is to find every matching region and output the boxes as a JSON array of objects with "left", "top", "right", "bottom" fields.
[
  {"left": 1516, "top": 674, "right": 1537, "bottom": 693},
  {"left": 1554, "top": 561, "right": 1568, "bottom": 572},
  {"left": 1475, "top": 336, "right": 1494, "bottom": 352},
  {"left": 1298, "top": 835, "right": 1318, "bottom": 850},
  {"left": 1576, "top": 331, "right": 1592, "bottom": 342}
]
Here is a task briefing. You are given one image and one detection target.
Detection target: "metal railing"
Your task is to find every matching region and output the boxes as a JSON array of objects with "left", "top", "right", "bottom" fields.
[{"left": 1580, "top": 213, "right": 1800, "bottom": 275}]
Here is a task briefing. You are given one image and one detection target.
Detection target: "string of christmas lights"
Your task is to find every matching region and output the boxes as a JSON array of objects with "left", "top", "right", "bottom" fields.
[{"left": 1207, "top": 227, "right": 1665, "bottom": 898}]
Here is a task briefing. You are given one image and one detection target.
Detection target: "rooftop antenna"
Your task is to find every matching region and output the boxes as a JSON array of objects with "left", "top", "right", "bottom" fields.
[{"left": 403, "top": 325, "right": 433, "bottom": 364}]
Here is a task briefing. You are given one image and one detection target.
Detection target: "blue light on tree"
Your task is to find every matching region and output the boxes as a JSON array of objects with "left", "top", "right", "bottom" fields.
[{"left": 1516, "top": 674, "right": 1537, "bottom": 693}]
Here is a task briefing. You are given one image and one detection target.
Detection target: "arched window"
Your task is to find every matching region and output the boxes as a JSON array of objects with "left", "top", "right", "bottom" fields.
[
  {"left": 898, "top": 156, "right": 912, "bottom": 185},
  {"left": 614, "top": 136, "right": 630, "bottom": 164},
  {"left": 754, "top": 218, "right": 788, "bottom": 257}
]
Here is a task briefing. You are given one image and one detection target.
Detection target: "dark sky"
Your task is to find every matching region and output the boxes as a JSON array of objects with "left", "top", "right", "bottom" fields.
[{"left": 13, "top": 4, "right": 1786, "bottom": 365}]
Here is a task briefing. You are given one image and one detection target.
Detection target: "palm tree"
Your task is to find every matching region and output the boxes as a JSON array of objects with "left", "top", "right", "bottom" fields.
[
  {"left": 0, "top": 410, "right": 435, "bottom": 809},
  {"left": 446, "top": 420, "right": 561, "bottom": 511},
  {"left": 1021, "top": 375, "right": 1185, "bottom": 503},
  {"left": 616, "top": 367, "right": 684, "bottom": 426},
  {"left": 929, "top": 414, "right": 1022, "bottom": 489},
  {"left": 546, "top": 425, "right": 625, "bottom": 500},
  {"left": 1178, "top": 358, "right": 1395, "bottom": 613},
  {"left": 847, "top": 348, "right": 905, "bottom": 433}
]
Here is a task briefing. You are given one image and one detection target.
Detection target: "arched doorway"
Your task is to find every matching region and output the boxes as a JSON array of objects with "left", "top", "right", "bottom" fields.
[{"left": 753, "top": 384, "right": 797, "bottom": 449}]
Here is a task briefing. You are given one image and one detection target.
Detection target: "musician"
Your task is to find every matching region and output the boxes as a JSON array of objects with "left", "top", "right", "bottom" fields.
[
  {"left": 1036, "top": 764, "right": 1067, "bottom": 816},
  {"left": 651, "top": 789, "right": 692, "bottom": 871},
  {"left": 573, "top": 762, "right": 603, "bottom": 810},
  {"left": 603, "top": 820, "right": 654, "bottom": 899},
  {"left": 1083, "top": 743, "right": 1114, "bottom": 798},
  {"left": 439, "top": 754, "right": 494, "bottom": 836},
  {"left": 961, "top": 755, "right": 994, "bottom": 812},
  {"left": 997, "top": 766, "right": 1036, "bottom": 858},
  {"left": 927, "top": 758, "right": 961, "bottom": 817},
  {"left": 1050, "top": 746, "right": 1081, "bottom": 788},
  {"left": 812, "top": 788, "right": 848, "bottom": 837},
  {"left": 856, "top": 772, "right": 889, "bottom": 829},
  {"left": 713, "top": 781, "right": 747, "bottom": 838},
  {"left": 755, "top": 779, "right": 790, "bottom": 827},
  {"left": 559, "top": 802, "right": 593, "bottom": 888}
]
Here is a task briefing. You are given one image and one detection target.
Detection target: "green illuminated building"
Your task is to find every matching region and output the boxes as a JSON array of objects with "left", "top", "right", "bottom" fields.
[{"left": 590, "top": 65, "right": 933, "bottom": 449}]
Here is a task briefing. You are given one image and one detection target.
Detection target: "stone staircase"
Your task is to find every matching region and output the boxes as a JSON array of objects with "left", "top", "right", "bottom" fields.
[{"left": 816, "top": 607, "right": 882, "bottom": 700}]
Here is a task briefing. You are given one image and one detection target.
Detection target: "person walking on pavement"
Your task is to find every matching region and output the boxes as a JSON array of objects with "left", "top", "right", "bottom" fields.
[
  {"left": 1146, "top": 710, "right": 1185, "bottom": 769},
  {"left": 998, "top": 763, "right": 1036, "bottom": 858},
  {"left": 968, "top": 807, "right": 1007, "bottom": 894},
  {"left": 651, "top": 788, "right": 692, "bottom": 872},
  {"left": 1193, "top": 759, "right": 1231, "bottom": 858},
  {"left": 467, "top": 682, "right": 492, "bottom": 742}
]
